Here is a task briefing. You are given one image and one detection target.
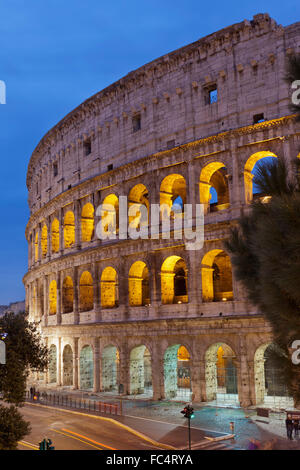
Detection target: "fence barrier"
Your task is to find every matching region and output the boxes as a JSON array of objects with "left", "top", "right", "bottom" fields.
[{"left": 26, "top": 390, "right": 122, "bottom": 416}]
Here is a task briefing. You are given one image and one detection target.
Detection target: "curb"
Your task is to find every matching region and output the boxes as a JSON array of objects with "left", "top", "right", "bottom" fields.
[
  {"left": 25, "top": 402, "right": 176, "bottom": 450},
  {"left": 204, "top": 434, "right": 235, "bottom": 442}
]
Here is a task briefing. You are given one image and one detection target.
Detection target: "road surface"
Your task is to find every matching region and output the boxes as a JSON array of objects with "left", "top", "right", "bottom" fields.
[
  {"left": 18, "top": 402, "right": 231, "bottom": 450},
  {"left": 18, "top": 403, "right": 162, "bottom": 450}
]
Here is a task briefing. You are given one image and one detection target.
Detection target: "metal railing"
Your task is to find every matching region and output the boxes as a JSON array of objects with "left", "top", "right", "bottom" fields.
[{"left": 26, "top": 390, "right": 122, "bottom": 416}]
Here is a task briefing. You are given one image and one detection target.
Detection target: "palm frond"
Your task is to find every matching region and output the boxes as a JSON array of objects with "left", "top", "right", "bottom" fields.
[{"left": 253, "top": 157, "right": 295, "bottom": 197}]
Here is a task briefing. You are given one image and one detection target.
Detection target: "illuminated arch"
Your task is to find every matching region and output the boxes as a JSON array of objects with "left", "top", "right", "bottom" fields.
[
  {"left": 254, "top": 343, "right": 292, "bottom": 406},
  {"left": 128, "top": 184, "right": 149, "bottom": 229},
  {"left": 49, "top": 280, "right": 57, "bottom": 315},
  {"left": 201, "top": 250, "right": 233, "bottom": 302},
  {"left": 32, "top": 285, "right": 37, "bottom": 318},
  {"left": 130, "top": 345, "right": 152, "bottom": 396},
  {"left": 81, "top": 203, "right": 94, "bottom": 242},
  {"left": 49, "top": 344, "right": 57, "bottom": 383},
  {"left": 79, "top": 271, "right": 94, "bottom": 312},
  {"left": 63, "top": 344, "right": 73, "bottom": 386},
  {"left": 51, "top": 218, "right": 59, "bottom": 253},
  {"left": 102, "top": 345, "right": 119, "bottom": 392},
  {"left": 161, "top": 256, "right": 188, "bottom": 304},
  {"left": 62, "top": 276, "right": 74, "bottom": 313},
  {"left": 205, "top": 343, "right": 238, "bottom": 404},
  {"left": 244, "top": 151, "right": 278, "bottom": 203},
  {"left": 101, "top": 194, "right": 119, "bottom": 236},
  {"left": 128, "top": 261, "right": 149, "bottom": 306},
  {"left": 164, "top": 344, "right": 192, "bottom": 400},
  {"left": 30, "top": 234, "right": 33, "bottom": 264},
  {"left": 160, "top": 174, "right": 186, "bottom": 217},
  {"left": 199, "top": 162, "right": 229, "bottom": 214},
  {"left": 34, "top": 232, "right": 39, "bottom": 262},
  {"left": 101, "top": 267, "right": 118, "bottom": 308},
  {"left": 64, "top": 211, "right": 75, "bottom": 248},
  {"left": 80, "top": 345, "right": 94, "bottom": 390},
  {"left": 41, "top": 225, "right": 48, "bottom": 258}
]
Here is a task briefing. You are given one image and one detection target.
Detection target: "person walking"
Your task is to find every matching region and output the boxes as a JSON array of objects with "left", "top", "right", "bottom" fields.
[
  {"left": 293, "top": 419, "right": 299, "bottom": 438},
  {"left": 286, "top": 414, "right": 293, "bottom": 440},
  {"left": 29, "top": 387, "right": 33, "bottom": 400}
]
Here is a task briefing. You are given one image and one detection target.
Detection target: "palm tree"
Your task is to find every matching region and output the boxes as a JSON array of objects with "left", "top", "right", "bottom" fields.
[{"left": 225, "top": 157, "right": 300, "bottom": 406}]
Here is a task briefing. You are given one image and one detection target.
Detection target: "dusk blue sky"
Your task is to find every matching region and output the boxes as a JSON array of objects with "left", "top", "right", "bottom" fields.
[{"left": 0, "top": 0, "right": 298, "bottom": 305}]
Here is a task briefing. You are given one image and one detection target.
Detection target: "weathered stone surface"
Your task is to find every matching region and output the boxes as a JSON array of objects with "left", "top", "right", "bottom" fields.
[{"left": 24, "top": 14, "right": 300, "bottom": 407}]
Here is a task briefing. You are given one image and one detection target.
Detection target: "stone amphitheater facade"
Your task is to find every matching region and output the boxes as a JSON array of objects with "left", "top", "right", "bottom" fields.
[{"left": 24, "top": 13, "right": 300, "bottom": 407}]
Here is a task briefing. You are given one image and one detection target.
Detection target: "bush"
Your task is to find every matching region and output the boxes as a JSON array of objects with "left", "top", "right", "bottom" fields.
[{"left": 0, "top": 404, "right": 31, "bottom": 450}]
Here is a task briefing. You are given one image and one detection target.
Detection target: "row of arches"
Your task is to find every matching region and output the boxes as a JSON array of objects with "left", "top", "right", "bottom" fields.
[
  {"left": 46, "top": 251, "right": 233, "bottom": 315},
  {"left": 31, "top": 152, "right": 278, "bottom": 262},
  {"left": 34, "top": 204, "right": 95, "bottom": 262},
  {"left": 46, "top": 341, "right": 292, "bottom": 407}
]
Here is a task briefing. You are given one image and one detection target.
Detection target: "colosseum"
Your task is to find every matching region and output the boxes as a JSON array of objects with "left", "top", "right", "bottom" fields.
[{"left": 24, "top": 13, "right": 300, "bottom": 409}]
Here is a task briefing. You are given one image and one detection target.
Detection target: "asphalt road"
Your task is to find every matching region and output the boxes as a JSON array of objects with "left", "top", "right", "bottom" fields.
[
  {"left": 18, "top": 403, "right": 229, "bottom": 450},
  {"left": 18, "top": 403, "right": 163, "bottom": 450}
]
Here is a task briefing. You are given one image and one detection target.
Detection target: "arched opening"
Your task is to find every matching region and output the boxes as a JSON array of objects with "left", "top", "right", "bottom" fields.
[
  {"left": 34, "top": 232, "right": 39, "bottom": 262},
  {"left": 130, "top": 345, "right": 152, "bottom": 397},
  {"left": 205, "top": 343, "right": 239, "bottom": 406},
  {"left": 38, "top": 283, "right": 44, "bottom": 318},
  {"left": 101, "top": 194, "right": 119, "bottom": 237},
  {"left": 128, "top": 184, "right": 149, "bottom": 229},
  {"left": 51, "top": 218, "right": 59, "bottom": 253},
  {"left": 101, "top": 267, "right": 118, "bottom": 308},
  {"left": 31, "top": 286, "right": 37, "bottom": 319},
  {"left": 254, "top": 343, "right": 293, "bottom": 408},
  {"left": 128, "top": 261, "right": 150, "bottom": 306},
  {"left": 80, "top": 345, "right": 94, "bottom": 390},
  {"left": 81, "top": 203, "right": 94, "bottom": 242},
  {"left": 201, "top": 250, "right": 233, "bottom": 302},
  {"left": 102, "top": 345, "right": 119, "bottom": 392},
  {"left": 63, "top": 344, "right": 73, "bottom": 386},
  {"left": 30, "top": 234, "right": 33, "bottom": 265},
  {"left": 62, "top": 276, "right": 74, "bottom": 313},
  {"left": 164, "top": 344, "right": 192, "bottom": 400},
  {"left": 49, "top": 280, "right": 57, "bottom": 315},
  {"left": 79, "top": 271, "right": 93, "bottom": 312},
  {"left": 244, "top": 151, "right": 278, "bottom": 204},
  {"left": 64, "top": 211, "right": 75, "bottom": 248},
  {"left": 160, "top": 174, "right": 186, "bottom": 219},
  {"left": 41, "top": 225, "right": 48, "bottom": 258},
  {"left": 48, "top": 344, "right": 57, "bottom": 383},
  {"left": 200, "top": 162, "right": 230, "bottom": 214},
  {"left": 161, "top": 256, "right": 188, "bottom": 304}
]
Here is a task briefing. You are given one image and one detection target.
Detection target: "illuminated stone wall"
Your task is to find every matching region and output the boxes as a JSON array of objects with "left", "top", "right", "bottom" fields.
[
  {"left": 24, "top": 14, "right": 300, "bottom": 407},
  {"left": 26, "top": 14, "right": 299, "bottom": 214}
]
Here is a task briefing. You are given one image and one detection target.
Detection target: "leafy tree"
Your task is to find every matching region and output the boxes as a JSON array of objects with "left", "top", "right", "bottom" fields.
[
  {"left": 0, "top": 405, "right": 31, "bottom": 450},
  {"left": 225, "top": 157, "right": 300, "bottom": 405},
  {"left": 0, "top": 312, "right": 48, "bottom": 404},
  {"left": 0, "top": 312, "right": 48, "bottom": 449}
]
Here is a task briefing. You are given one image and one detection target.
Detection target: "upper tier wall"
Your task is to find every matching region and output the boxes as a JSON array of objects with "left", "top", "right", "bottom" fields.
[{"left": 27, "top": 13, "right": 300, "bottom": 214}]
